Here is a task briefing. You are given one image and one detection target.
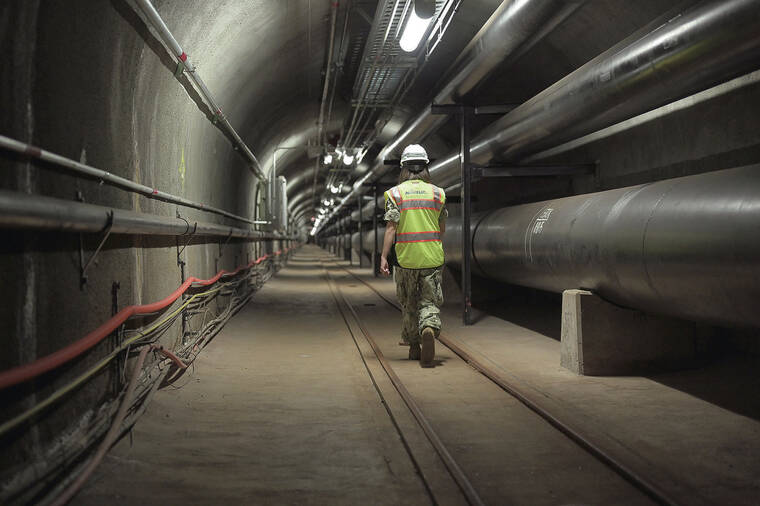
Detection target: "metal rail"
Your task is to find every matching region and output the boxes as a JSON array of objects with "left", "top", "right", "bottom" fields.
[
  {"left": 335, "top": 264, "right": 679, "bottom": 506},
  {"left": 323, "top": 263, "right": 485, "bottom": 506},
  {"left": 322, "top": 264, "right": 440, "bottom": 505}
]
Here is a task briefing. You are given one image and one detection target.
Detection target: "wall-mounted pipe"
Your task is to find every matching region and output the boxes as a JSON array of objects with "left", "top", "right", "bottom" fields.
[
  {"left": 132, "top": 0, "right": 265, "bottom": 180},
  {"left": 0, "top": 190, "right": 289, "bottom": 241},
  {"left": 442, "top": 165, "right": 760, "bottom": 329},
  {"left": 319, "top": 0, "right": 586, "bottom": 231},
  {"left": 429, "top": 0, "right": 760, "bottom": 187},
  {"left": 0, "top": 135, "right": 266, "bottom": 225}
]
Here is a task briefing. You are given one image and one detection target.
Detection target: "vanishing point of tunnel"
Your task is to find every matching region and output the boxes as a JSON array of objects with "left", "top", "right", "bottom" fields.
[{"left": 1, "top": 0, "right": 760, "bottom": 504}]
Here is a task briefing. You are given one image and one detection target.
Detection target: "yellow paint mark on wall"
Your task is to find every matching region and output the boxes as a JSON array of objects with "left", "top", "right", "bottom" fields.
[{"left": 178, "top": 147, "right": 186, "bottom": 191}]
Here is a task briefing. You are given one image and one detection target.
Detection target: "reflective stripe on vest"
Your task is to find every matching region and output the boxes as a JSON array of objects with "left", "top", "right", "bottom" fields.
[
  {"left": 398, "top": 199, "right": 443, "bottom": 211},
  {"left": 396, "top": 231, "right": 441, "bottom": 243},
  {"left": 391, "top": 187, "right": 402, "bottom": 204}
]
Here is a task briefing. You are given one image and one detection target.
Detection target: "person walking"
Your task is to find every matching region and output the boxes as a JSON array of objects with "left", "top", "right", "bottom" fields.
[{"left": 380, "top": 144, "right": 447, "bottom": 368}]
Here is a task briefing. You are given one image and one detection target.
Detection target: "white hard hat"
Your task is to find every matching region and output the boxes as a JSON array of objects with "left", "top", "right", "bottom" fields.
[{"left": 400, "top": 144, "right": 429, "bottom": 166}]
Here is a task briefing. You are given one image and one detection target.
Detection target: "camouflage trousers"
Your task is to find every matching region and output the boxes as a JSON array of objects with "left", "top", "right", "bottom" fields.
[{"left": 393, "top": 266, "right": 443, "bottom": 345}]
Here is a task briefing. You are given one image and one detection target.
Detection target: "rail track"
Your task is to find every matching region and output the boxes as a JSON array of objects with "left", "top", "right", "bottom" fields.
[{"left": 321, "top": 257, "right": 678, "bottom": 506}]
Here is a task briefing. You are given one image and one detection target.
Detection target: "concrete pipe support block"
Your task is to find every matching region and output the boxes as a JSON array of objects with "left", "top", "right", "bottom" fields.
[{"left": 561, "top": 289, "right": 699, "bottom": 376}]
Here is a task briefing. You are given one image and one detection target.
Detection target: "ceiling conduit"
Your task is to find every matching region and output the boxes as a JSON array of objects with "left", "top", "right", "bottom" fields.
[
  {"left": 427, "top": 0, "right": 760, "bottom": 188},
  {"left": 318, "top": 0, "right": 587, "bottom": 231}
]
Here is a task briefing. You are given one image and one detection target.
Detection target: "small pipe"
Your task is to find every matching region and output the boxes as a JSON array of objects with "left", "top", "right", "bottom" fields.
[
  {"left": 132, "top": 0, "right": 265, "bottom": 180},
  {"left": 0, "top": 190, "right": 291, "bottom": 240},
  {"left": 0, "top": 135, "right": 266, "bottom": 225}
]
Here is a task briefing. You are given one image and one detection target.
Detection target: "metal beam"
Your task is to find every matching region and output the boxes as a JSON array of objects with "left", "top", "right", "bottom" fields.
[{"left": 472, "top": 164, "right": 596, "bottom": 178}]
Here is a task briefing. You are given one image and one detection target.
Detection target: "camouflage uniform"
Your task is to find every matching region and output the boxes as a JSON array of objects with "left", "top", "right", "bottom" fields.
[{"left": 385, "top": 192, "right": 447, "bottom": 345}]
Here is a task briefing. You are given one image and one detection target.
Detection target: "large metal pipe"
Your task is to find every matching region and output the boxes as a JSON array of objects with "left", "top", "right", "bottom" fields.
[
  {"left": 0, "top": 190, "right": 289, "bottom": 240},
  {"left": 429, "top": 0, "right": 760, "bottom": 187},
  {"left": 442, "top": 165, "right": 760, "bottom": 329},
  {"left": 320, "top": 0, "right": 582, "bottom": 230},
  {"left": 344, "top": 166, "right": 760, "bottom": 328},
  {"left": 132, "top": 0, "right": 265, "bottom": 180}
]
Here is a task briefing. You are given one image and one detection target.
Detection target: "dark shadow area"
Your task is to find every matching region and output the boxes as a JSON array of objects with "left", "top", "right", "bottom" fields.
[
  {"left": 646, "top": 350, "right": 760, "bottom": 422},
  {"left": 449, "top": 267, "right": 760, "bottom": 421},
  {"left": 448, "top": 267, "right": 563, "bottom": 340}
]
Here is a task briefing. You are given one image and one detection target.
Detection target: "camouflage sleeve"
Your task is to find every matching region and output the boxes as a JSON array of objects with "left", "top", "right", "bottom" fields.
[
  {"left": 439, "top": 204, "right": 448, "bottom": 224},
  {"left": 439, "top": 187, "right": 448, "bottom": 224},
  {"left": 384, "top": 191, "right": 400, "bottom": 223}
]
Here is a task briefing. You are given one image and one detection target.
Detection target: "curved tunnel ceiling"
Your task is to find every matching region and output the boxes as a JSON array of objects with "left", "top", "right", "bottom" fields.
[{"left": 6, "top": 0, "right": 756, "bottom": 232}]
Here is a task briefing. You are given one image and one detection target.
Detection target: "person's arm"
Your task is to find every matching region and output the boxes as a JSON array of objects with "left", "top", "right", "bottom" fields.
[
  {"left": 380, "top": 221, "right": 397, "bottom": 276},
  {"left": 439, "top": 201, "right": 448, "bottom": 235}
]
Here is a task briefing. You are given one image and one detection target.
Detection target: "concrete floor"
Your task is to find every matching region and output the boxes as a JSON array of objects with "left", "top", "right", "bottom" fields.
[{"left": 75, "top": 245, "right": 759, "bottom": 505}]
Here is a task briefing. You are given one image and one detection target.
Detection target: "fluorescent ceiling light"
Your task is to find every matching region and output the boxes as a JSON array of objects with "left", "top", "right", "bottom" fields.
[
  {"left": 399, "top": 9, "right": 432, "bottom": 53},
  {"left": 330, "top": 185, "right": 339, "bottom": 194},
  {"left": 343, "top": 153, "right": 354, "bottom": 165},
  {"left": 323, "top": 153, "right": 333, "bottom": 164}
]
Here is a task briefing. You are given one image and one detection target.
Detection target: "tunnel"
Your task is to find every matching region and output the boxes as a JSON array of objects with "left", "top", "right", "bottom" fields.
[{"left": 1, "top": 0, "right": 759, "bottom": 504}]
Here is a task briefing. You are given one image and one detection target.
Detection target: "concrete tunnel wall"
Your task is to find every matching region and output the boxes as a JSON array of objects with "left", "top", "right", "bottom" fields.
[
  {"left": 0, "top": 0, "right": 325, "bottom": 474},
  {"left": 3, "top": 0, "right": 760, "bottom": 493}
]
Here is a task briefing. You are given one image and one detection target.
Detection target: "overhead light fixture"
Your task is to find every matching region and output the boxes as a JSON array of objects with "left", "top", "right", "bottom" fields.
[
  {"left": 323, "top": 153, "right": 333, "bottom": 164},
  {"left": 330, "top": 185, "right": 339, "bottom": 194},
  {"left": 343, "top": 153, "right": 354, "bottom": 165},
  {"left": 399, "top": 6, "right": 433, "bottom": 53}
]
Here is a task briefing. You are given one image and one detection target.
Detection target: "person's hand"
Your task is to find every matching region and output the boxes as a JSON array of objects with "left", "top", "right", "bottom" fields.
[{"left": 380, "top": 256, "right": 390, "bottom": 277}]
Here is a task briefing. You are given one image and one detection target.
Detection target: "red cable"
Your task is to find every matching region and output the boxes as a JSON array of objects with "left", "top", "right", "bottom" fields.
[
  {"left": 150, "top": 345, "right": 188, "bottom": 370},
  {"left": 0, "top": 253, "right": 278, "bottom": 390}
]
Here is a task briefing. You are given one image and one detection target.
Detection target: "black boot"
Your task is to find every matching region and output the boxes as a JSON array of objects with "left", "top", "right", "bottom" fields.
[{"left": 420, "top": 327, "right": 435, "bottom": 368}]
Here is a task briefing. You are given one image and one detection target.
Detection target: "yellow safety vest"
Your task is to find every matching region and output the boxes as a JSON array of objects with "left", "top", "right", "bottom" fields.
[{"left": 384, "top": 180, "right": 445, "bottom": 269}]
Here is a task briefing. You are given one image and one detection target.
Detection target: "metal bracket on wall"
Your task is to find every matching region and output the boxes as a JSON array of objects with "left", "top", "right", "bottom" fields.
[
  {"left": 79, "top": 209, "right": 115, "bottom": 289},
  {"left": 218, "top": 230, "right": 233, "bottom": 257},
  {"left": 175, "top": 210, "right": 198, "bottom": 282},
  {"left": 174, "top": 60, "right": 186, "bottom": 78},
  {"left": 215, "top": 230, "right": 234, "bottom": 272},
  {"left": 111, "top": 281, "right": 123, "bottom": 393}
]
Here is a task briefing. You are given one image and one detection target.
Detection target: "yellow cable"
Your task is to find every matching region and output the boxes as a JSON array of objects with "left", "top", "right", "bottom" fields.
[{"left": 0, "top": 286, "right": 222, "bottom": 437}]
